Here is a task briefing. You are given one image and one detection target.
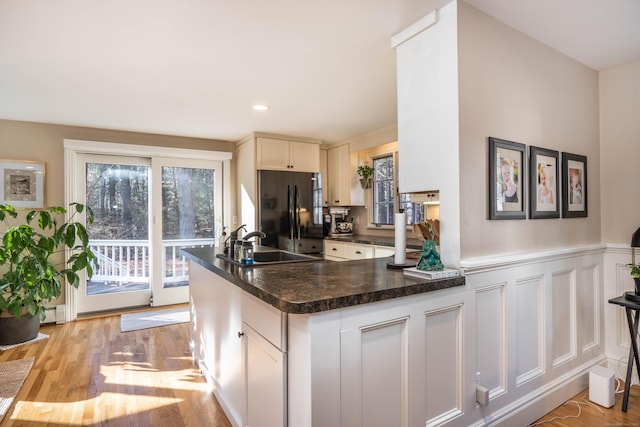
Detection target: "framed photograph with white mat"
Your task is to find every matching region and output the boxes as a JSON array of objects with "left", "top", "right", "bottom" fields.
[{"left": 0, "top": 159, "right": 45, "bottom": 208}]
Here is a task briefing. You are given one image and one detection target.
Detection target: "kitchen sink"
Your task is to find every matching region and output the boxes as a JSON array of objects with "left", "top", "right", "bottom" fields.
[{"left": 216, "top": 249, "right": 320, "bottom": 266}]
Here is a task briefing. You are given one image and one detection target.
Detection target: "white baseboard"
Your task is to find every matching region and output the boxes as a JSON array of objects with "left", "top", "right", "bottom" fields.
[
  {"left": 470, "top": 355, "right": 607, "bottom": 427},
  {"left": 41, "top": 307, "right": 56, "bottom": 324}
]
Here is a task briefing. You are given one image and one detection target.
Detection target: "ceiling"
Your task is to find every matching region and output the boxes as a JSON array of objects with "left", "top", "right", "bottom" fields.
[{"left": 0, "top": 0, "right": 638, "bottom": 144}]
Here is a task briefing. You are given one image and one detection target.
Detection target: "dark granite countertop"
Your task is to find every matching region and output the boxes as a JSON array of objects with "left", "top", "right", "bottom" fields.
[
  {"left": 183, "top": 247, "right": 464, "bottom": 314},
  {"left": 324, "top": 234, "right": 423, "bottom": 250}
]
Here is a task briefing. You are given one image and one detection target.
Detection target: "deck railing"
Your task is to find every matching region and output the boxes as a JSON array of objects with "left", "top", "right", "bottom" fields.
[{"left": 89, "top": 238, "right": 215, "bottom": 285}]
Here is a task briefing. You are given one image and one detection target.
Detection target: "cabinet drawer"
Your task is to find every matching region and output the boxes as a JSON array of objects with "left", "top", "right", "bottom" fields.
[
  {"left": 324, "top": 240, "right": 373, "bottom": 260},
  {"left": 324, "top": 241, "right": 347, "bottom": 258},
  {"left": 342, "top": 243, "right": 374, "bottom": 260},
  {"left": 242, "top": 292, "right": 286, "bottom": 351}
]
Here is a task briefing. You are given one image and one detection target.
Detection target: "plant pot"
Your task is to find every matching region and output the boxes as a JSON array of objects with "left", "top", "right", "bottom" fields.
[
  {"left": 0, "top": 311, "right": 40, "bottom": 346},
  {"left": 635, "top": 277, "right": 640, "bottom": 294},
  {"left": 359, "top": 177, "right": 372, "bottom": 189}
]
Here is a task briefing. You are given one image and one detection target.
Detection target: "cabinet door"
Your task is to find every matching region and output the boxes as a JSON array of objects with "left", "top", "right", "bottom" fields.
[
  {"left": 319, "top": 148, "right": 328, "bottom": 206},
  {"left": 290, "top": 141, "right": 320, "bottom": 172},
  {"left": 190, "top": 263, "right": 244, "bottom": 426},
  {"left": 243, "top": 323, "right": 286, "bottom": 427},
  {"left": 327, "top": 144, "right": 351, "bottom": 206},
  {"left": 256, "top": 137, "right": 291, "bottom": 170}
]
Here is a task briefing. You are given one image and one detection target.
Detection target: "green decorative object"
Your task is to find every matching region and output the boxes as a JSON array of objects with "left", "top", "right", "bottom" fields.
[{"left": 417, "top": 240, "right": 443, "bottom": 271}]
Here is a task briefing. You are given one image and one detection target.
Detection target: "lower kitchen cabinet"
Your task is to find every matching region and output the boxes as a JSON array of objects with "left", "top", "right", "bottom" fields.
[
  {"left": 323, "top": 240, "right": 403, "bottom": 261},
  {"left": 324, "top": 240, "right": 374, "bottom": 261},
  {"left": 243, "top": 323, "right": 286, "bottom": 427},
  {"left": 190, "top": 262, "right": 286, "bottom": 427}
]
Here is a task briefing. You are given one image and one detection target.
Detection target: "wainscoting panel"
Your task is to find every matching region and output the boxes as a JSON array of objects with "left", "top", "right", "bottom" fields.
[
  {"left": 360, "top": 318, "right": 409, "bottom": 427},
  {"left": 460, "top": 244, "right": 605, "bottom": 426},
  {"left": 580, "top": 264, "right": 599, "bottom": 353},
  {"left": 515, "top": 275, "right": 545, "bottom": 386},
  {"left": 340, "top": 315, "right": 410, "bottom": 427},
  {"left": 475, "top": 284, "right": 506, "bottom": 397},
  {"left": 425, "top": 304, "right": 463, "bottom": 426},
  {"left": 551, "top": 269, "right": 576, "bottom": 368}
]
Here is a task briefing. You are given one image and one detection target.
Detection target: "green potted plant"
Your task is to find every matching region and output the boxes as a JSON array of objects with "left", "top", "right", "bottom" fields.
[
  {"left": 629, "top": 263, "right": 640, "bottom": 296},
  {"left": 357, "top": 164, "right": 374, "bottom": 189},
  {"left": 0, "top": 203, "right": 97, "bottom": 345}
]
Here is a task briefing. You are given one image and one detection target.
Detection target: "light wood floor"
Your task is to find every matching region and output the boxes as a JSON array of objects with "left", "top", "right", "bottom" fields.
[
  {"left": 0, "top": 313, "right": 231, "bottom": 427},
  {"left": 2, "top": 313, "right": 639, "bottom": 426},
  {"left": 532, "top": 383, "right": 640, "bottom": 426}
]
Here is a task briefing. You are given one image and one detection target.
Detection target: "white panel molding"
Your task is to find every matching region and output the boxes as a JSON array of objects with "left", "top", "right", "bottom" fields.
[
  {"left": 360, "top": 317, "right": 410, "bottom": 427},
  {"left": 460, "top": 244, "right": 605, "bottom": 274},
  {"left": 550, "top": 269, "right": 577, "bottom": 368},
  {"left": 475, "top": 283, "right": 507, "bottom": 399},
  {"left": 425, "top": 304, "right": 464, "bottom": 427},
  {"left": 581, "top": 264, "right": 600, "bottom": 353},
  {"left": 615, "top": 262, "right": 634, "bottom": 348},
  {"left": 515, "top": 275, "right": 545, "bottom": 387}
]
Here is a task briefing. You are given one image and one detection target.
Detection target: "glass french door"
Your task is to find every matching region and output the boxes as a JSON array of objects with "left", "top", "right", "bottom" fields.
[
  {"left": 75, "top": 154, "right": 222, "bottom": 314},
  {"left": 150, "top": 157, "right": 221, "bottom": 307},
  {"left": 76, "top": 154, "right": 152, "bottom": 313}
]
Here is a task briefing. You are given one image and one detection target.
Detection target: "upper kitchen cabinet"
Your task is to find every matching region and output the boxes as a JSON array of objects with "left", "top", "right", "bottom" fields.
[
  {"left": 327, "top": 143, "right": 364, "bottom": 207},
  {"left": 256, "top": 137, "right": 320, "bottom": 172},
  {"left": 391, "top": 1, "right": 459, "bottom": 194},
  {"left": 320, "top": 147, "right": 329, "bottom": 206}
]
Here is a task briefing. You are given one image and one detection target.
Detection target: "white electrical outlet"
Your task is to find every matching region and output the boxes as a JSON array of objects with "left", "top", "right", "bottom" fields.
[
  {"left": 476, "top": 385, "right": 489, "bottom": 406},
  {"left": 232, "top": 215, "right": 238, "bottom": 225}
]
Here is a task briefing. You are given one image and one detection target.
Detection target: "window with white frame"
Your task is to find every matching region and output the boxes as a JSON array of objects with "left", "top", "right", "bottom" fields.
[{"left": 370, "top": 152, "right": 424, "bottom": 226}]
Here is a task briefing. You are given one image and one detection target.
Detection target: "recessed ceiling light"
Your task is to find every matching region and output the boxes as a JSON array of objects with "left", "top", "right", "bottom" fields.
[{"left": 253, "top": 104, "right": 269, "bottom": 111}]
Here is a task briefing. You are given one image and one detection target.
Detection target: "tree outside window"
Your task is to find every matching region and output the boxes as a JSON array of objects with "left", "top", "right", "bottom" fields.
[{"left": 372, "top": 154, "right": 424, "bottom": 225}]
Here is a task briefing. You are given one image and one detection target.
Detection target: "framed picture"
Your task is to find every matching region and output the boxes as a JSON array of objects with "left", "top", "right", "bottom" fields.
[
  {"left": 488, "top": 137, "right": 526, "bottom": 220},
  {"left": 562, "top": 152, "right": 587, "bottom": 218},
  {"left": 529, "top": 146, "right": 559, "bottom": 219},
  {"left": 0, "top": 159, "right": 45, "bottom": 208}
]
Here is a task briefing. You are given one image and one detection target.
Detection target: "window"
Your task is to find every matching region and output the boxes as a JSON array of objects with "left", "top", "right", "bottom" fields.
[{"left": 371, "top": 153, "right": 424, "bottom": 226}]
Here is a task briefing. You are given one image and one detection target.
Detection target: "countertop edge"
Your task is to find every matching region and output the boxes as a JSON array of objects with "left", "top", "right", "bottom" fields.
[{"left": 184, "top": 249, "right": 465, "bottom": 314}]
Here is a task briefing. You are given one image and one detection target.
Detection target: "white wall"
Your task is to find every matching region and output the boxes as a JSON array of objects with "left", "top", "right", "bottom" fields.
[
  {"left": 600, "top": 60, "right": 640, "bottom": 245},
  {"left": 457, "top": 2, "right": 601, "bottom": 260}
]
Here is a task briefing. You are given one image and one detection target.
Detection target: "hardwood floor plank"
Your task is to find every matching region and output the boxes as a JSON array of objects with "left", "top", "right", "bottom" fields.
[
  {"left": 532, "top": 385, "right": 640, "bottom": 426},
  {"left": 0, "top": 314, "right": 230, "bottom": 427}
]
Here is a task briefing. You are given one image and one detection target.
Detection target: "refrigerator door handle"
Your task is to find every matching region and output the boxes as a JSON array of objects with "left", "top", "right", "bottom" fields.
[
  {"left": 287, "top": 185, "right": 293, "bottom": 240},
  {"left": 294, "top": 184, "right": 300, "bottom": 240}
]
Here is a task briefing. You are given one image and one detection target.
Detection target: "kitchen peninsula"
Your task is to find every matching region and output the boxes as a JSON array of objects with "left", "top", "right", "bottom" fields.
[{"left": 183, "top": 246, "right": 465, "bottom": 427}]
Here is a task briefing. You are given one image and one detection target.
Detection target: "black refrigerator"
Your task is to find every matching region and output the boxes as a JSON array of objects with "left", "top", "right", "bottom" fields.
[{"left": 257, "top": 170, "right": 324, "bottom": 254}]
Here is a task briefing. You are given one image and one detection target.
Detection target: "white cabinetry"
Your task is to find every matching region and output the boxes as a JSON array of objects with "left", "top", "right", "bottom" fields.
[
  {"left": 256, "top": 137, "right": 319, "bottom": 172},
  {"left": 326, "top": 144, "right": 364, "bottom": 206},
  {"left": 190, "top": 262, "right": 287, "bottom": 427},
  {"left": 324, "top": 240, "right": 374, "bottom": 261},
  {"left": 242, "top": 323, "right": 286, "bottom": 427},
  {"left": 374, "top": 245, "right": 395, "bottom": 258},
  {"left": 189, "top": 262, "right": 244, "bottom": 426},
  {"left": 319, "top": 148, "right": 328, "bottom": 206},
  {"left": 323, "top": 240, "right": 400, "bottom": 261}
]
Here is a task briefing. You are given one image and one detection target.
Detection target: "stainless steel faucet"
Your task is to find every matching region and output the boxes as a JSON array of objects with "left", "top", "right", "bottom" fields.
[{"left": 243, "top": 231, "right": 266, "bottom": 241}]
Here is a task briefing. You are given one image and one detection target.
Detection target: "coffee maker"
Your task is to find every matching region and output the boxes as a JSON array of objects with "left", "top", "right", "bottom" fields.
[{"left": 328, "top": 207, "right": 353, "bottom": 236}]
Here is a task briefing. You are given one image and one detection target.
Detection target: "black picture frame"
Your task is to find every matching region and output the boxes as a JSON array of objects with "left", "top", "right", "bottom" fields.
[
  {"left": 562, "top": 152, "right": 587, "bottom": 218},
  {"left": 529, "top": 146, "right": 560, "bottom": 219},
  {"left": 488, "top": 137, "right": 526, "bottom": 220}
]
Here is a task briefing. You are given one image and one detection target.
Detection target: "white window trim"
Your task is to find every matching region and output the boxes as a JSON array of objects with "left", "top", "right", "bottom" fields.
[{"left": 364, "top": 143, "right": 400, "bottom": 230}]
